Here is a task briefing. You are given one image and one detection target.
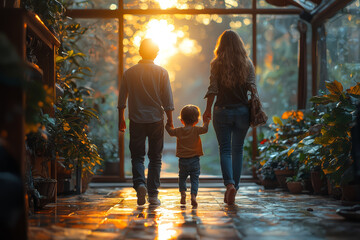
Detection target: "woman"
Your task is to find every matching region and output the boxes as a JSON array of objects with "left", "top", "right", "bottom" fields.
[{"left": 203, "top": 30, "right": 258, "bottom": 205}]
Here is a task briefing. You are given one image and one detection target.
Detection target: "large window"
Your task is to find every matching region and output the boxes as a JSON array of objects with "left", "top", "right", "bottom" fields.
[
  {"left": 68, "top": 0, "right": 302, "bottom": 178},
  {"left": 324, "top": 0, "right": 360, "bottom": 90},
  {"left": 257, "top": 15, "right": 299, "bottom": 118},
  {"left": 123, "top": 14, "right": 252, "bottom": 176}
]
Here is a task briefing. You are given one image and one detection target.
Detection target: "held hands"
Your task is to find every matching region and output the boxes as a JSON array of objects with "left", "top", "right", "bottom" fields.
[
  {"left": 202, "top": 109, "right": 212, "bottom": 123},
  {"left": 166, "top": 119, "right": 174, "bottom": 129},
  {"left": 119, "top": 117, "right": 126, "bottom": 132}
]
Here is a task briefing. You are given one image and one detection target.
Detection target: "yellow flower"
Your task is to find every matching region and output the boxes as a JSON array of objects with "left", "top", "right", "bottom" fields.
[
  {"left": 38, "top": 101, "right": 44, "bottom": 107},
  {"left": 63, "top": 122, "right": 70, "bottom": 131},
  {"left": 272, "top": 116, "right": 283, "bottom": 126}
]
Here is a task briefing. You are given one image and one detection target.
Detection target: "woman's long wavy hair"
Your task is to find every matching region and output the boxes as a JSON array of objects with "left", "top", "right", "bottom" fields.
[{"left": 211, "top": 30, "right": 250, "bottom": 88}]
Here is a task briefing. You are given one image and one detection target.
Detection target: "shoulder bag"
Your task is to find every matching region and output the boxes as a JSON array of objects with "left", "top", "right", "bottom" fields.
[{"left": 248, "top": 85, "right": 268, "bottom": 128}]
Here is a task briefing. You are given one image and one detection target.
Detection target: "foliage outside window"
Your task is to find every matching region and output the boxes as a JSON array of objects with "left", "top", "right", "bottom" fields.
[{"left": 325, "top": 0, "right": 360, "bottom": 90}]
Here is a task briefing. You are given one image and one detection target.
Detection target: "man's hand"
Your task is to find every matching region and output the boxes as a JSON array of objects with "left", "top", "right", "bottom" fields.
[
  {"left": 166, "top": 119, "right": 174, "bottom": 128},
  {"left": 165, "top": 110, "right": 174, "bottom": 128},
  {"left": 119, "top": 117, "right": 126, "bottom": 132},
  {"left": 203, "top": 109, "right": 212, "bottom": 123}
]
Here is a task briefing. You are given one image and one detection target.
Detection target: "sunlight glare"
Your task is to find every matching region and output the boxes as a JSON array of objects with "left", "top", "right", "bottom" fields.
[
  {"left": 157, "top": 222, "right": 177, "bottom": 240},
  {"left": 156, "top": 0, "right": 178, "bottom": 9},
  {"left": 144, "top": 19, "right": 179, "bottom": 65},
  {"left": 179, "top": 39, "right": 201, "bottom": 56},
  {"left": 109, "top": 4, "right": 117, "bottom": 10}
]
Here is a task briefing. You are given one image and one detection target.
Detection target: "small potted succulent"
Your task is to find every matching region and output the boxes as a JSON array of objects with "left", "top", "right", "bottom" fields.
[{"left": 286, "top": 175, "right": 303, "bottom": 194}]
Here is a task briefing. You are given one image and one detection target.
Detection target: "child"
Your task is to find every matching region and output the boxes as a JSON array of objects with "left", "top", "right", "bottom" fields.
[{"left": 165, "top": 104, "right": 209, "bottom": 207}]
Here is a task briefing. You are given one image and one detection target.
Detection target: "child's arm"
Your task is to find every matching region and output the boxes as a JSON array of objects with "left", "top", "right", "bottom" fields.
[
  {"left": 197, "top": 120, "right": 209, "bottom": 135},
  {"left": 165, "top": 124, "right": 177, "bottom": 137}
]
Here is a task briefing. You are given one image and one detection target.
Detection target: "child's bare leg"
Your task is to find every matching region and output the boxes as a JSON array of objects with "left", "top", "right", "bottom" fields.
[{"left": 180, "top": 191, "right": 186, "bottom": 204}]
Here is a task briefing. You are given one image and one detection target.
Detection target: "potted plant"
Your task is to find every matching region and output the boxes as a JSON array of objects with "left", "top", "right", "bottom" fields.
[
  {"left": 273, "top": 150, "right": 297, "bottom": 190},
  {"left": 286, "top": 175, "right": 303, "bottom": 194},
  {"left": 259, "top": 157, "right": 279, "bottom": 189},
  {"left": 26, "top": 112, "right": 57, "bottom": 209}
]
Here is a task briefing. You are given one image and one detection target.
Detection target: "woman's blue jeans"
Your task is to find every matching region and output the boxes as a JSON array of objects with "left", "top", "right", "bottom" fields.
[{"left": 213, "top": 105, "right": 250, "bottom": 190}]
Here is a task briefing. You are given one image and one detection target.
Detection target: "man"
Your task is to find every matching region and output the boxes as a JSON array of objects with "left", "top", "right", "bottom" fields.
[{"left": 118, "top": 39, "right": 174, "bottom": 206}]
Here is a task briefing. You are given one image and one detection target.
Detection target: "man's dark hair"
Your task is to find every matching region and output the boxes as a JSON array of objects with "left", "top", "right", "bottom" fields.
[
  {"left": 180, "top": 105, "right": 200, "bottom": 125},
  {"left": 139, "top": 39, "right": 159, "bottom": 60}
]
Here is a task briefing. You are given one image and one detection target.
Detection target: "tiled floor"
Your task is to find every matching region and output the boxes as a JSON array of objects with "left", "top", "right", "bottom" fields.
[{"left": 29, "top": 184, "right": 360, "bottom": 239}]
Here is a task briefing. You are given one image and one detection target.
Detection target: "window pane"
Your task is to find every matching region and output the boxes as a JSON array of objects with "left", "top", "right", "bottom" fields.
[
  {"left": 68, "top": 0, "right": 118, "bottom": 9},
  {"left": 257, "top": 15, "right": 299, "bottom": 118},
  {"left": 324, "top": 0, "right": 360, "bottom": 90},
  {"left": 124, "top": 14, "right": 252, "bottom": 177},
  {"left": 124, "top": 0, "right": 252, "bottom": 9},
  {"left": 74, "top": 19, "right": 119, "bottom": 175}
]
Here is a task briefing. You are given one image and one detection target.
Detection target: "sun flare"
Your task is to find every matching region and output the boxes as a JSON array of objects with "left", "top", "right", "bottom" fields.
[
  {"left": 130, "top": 16, "right": 202, "bottom": 82},
  {"left": 145, "top": 19, "right": 179, "bottom": 65},
  {"left": 155, "top": 0, "right": 178, "bottom": 9}
]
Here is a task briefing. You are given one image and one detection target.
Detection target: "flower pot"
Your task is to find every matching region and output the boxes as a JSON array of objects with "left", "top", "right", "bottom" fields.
[
  {"left": 287, "top": 182, "right": 303, "bottom": 194},
  {"left": 274, "top": 169, "right": 295, "bottom": 189},
  {"left": 81, "top": 171, "right": 94, "bottom": 193},
  {"left": 310, "top": 171, "right": 327, "bottom": 195},
  {"left": 33, "top": 178, "right": 57, "bottom": 209}
]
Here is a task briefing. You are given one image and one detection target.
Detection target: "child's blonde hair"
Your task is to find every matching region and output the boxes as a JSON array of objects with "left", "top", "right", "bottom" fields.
[{"left": 180, "top": 104, "right": 201, "bottom": 125}]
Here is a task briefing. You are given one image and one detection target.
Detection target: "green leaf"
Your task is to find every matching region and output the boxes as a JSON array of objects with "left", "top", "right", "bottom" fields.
[{"left": 310, "top": 96, "right": 331, "bottom": 104}]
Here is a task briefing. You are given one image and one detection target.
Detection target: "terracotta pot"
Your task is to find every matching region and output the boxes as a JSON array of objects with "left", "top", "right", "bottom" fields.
[
  {"left": 274, "top": 169, "right": 295, "bottom": 189},
  {"left": 81, "top": 171, "right": 94, "bottom": 193},
  {"left": 287, "top": 182, "right": 303, "bottom": 194},
  {"left": 310, "top": 171, "right": 327, "bottom": 195},
  {"left": 33, "top": 178, "right": 57, "bottom": 209}
]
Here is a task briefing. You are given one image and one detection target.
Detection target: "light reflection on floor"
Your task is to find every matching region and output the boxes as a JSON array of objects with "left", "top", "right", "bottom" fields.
[{"left": 28, "top": 185, "right": 360, "bottom": 239}]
